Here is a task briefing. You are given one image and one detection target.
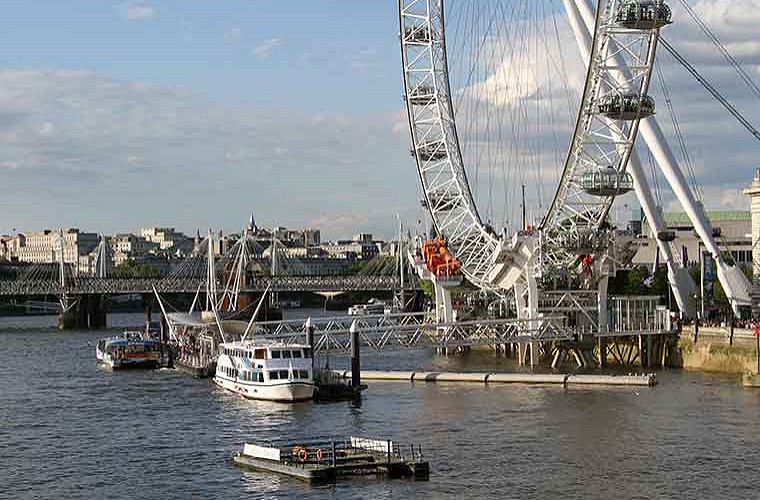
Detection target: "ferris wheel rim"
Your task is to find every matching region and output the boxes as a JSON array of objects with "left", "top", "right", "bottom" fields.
[{"left": 400, "top": 0, "right": 663, "bottom": 287}]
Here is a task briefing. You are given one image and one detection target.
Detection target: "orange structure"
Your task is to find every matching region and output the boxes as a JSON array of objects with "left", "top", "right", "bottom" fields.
[{"left": 421, "top": 236, "right": 462, "bottom": 279}]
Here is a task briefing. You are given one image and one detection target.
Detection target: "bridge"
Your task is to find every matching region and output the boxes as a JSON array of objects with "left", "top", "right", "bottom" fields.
[{"left": 0, "top": 274, "right": 415, "bottom": 297}]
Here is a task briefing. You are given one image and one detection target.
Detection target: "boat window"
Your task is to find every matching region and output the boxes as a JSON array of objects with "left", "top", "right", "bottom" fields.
[
  {"left": 258, "top": 372, "right": 264, "bottom": 382},
  {"left": 298, "top": 370, "right": 309, "bottom": 379},
  {"left": 303, "top": 349, "right": 311, "bottom": 359},
  {"left": 271, "top": 350, "right": 281, "bottom": 359},
  {"left": 292, "top": 350, "right": 302, "bottom": 358},
  {"left": 254, "top": 349, "right": 266, "bottom": 359},
  {"left": 270, "top": 371, "right": 279, "bottom": 380},
  {"left": 282, "top": 350, "right": 292, "bottom": 359},
  {"left": 279, "top": 370, "right": 289, "bottom": 379}
]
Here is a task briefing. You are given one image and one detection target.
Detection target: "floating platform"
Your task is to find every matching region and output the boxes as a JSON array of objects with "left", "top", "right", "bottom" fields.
[
  {"left": 314, "top": 382, "right": 367, "bottom": 402},
  {"left": 232, "top": 437, "right": 430, "bottom": 483},
  {"left": 313, "top": 368, "right": 367, "bottom": 402},
  {"left": 173, "top": 357, "right": 215, "bottom": 378},
  {"left": 330, "top": 370, "right": 656, "bottom": 387}
]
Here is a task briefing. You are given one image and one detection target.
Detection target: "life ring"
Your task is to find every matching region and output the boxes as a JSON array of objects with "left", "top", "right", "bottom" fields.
[
  {"left": 316, "top": 449, "right": 325, "bottom": 461},
  {"left": 298, "top": 448, "right": 309, "bottom": 462}
]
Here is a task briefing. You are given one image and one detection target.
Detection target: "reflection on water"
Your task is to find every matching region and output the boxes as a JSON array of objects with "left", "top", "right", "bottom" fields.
[{"left": 1, "top": 313, "right": 760, "bottom": 498}]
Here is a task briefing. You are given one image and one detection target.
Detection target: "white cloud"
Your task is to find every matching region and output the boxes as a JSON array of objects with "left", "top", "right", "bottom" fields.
[
  {"left": 117, "top": 2, "right": 156, "bottom": 21},
  {"left": 0, "top": 69, "right": 416, "bottom": 238},
  {"left": 253, "top": 38, "right": 286, "bottom": 58}
]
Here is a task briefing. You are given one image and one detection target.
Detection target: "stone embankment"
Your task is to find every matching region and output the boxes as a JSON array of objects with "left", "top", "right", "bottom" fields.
[{"left": 678, "top": 326, "right": 758, "bottom": 373}]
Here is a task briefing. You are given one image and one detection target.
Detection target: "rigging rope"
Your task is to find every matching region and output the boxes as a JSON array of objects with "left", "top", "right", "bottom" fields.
[
  {"left": 659, "top": 37, "right": 760, "bottom": 142},
  {"left": 675, "top": 0, "right": 760, "bottom": 101},
  {"left": 654, "top": 61, "right": 703, "bottom": 202}
]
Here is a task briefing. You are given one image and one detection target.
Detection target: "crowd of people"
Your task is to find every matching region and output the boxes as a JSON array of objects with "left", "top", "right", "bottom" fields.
[{"left": 682, "top": 317, "right": 760, "bottom": 330}]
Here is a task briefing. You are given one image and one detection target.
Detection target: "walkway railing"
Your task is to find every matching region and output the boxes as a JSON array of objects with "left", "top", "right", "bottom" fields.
[{"left": 0, "top": 274, "right": 418, "bottom": 296}]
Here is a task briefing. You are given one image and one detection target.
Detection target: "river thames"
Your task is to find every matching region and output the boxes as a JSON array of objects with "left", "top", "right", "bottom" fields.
[{"left": 2, "top": 313, "right": 760, "bottom": 499}]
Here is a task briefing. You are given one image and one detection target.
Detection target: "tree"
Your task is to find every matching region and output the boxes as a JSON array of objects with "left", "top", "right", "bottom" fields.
[
  {"left": 113, "top": 259, "right": 161, "bottom": 278},
  {"left": 419, "top": 279, "right": 434, "bottom": 298}
]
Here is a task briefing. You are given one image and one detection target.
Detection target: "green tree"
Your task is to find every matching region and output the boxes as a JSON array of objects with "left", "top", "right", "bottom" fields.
[
  {"left": 419, "top": 279, "right": 434, "bottom": 298},
  {"left": 623, "top": 267, "right": 645, "bottom": 295},
  {"left": 113, "top": 259, "right": 161, "bottom": 278}
]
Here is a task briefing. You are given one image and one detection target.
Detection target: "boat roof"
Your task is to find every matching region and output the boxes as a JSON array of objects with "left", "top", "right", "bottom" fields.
[
  {"left": 104, "top": 338, "right": 161, "bottom": 346},
  {"left": 220, "top": 339, "right": 309, "bottom": 349},
  {"left": 166, "top": 312, "right": 210, "bottom": 327}
]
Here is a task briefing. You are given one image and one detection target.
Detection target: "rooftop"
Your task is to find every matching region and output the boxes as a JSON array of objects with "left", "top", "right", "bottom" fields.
[{"left": 663, "top": 210, "right": 750, "bottom": 225}]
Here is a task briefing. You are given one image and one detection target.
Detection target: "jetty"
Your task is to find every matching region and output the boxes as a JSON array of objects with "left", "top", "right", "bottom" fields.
[
  {"left": 329, "top": 370, "right": 657, "bottom": 387},
  {"left": 233, "top": 437, "right": 429, "bottom": 483}
]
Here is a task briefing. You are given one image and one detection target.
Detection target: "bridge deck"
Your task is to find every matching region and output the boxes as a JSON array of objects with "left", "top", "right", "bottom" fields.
[{"left": 0, "top": 275, "right": 418, "bottom": 296}]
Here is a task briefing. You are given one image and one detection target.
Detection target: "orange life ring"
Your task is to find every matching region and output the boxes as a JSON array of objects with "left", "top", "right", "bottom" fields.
[
  {"left": 316, "top": 449, "right": 324, "bottom": 461},
  {"left": 298, "top": 448, "right": 309, "bottom": 462}
]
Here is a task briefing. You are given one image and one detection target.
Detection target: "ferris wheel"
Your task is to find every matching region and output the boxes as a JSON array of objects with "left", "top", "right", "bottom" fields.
[{"left": 399, "top": 0, "right": 754, "bottom": 317}]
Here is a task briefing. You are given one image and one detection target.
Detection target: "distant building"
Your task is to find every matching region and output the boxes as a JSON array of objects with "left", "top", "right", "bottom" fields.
[
  {"left": 0, "top": 235, "right": 15, "bottom": 261},
  {"left": 111, "top": 233, "right": 159, "bottom": 259},
  {"left": 141, "top": 227, "right": 194, "bottom": 255},
  {"left": 303, "top": 228, "right": 321, "bottom": 247},
  {"left": 352, "top": 233, "right": 373, "bottom": 244},
  {"left": 15, "top": 229, "right": 100, "bottom": 270},
  {"left": 321, "top": 239, "right": 379, "bottom": 261},
  {"left": 633, "top": 210, "right": 752, "bottom": 270}
]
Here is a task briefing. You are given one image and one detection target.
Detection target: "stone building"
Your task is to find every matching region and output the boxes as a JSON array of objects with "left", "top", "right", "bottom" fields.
[{"left": 15, "top": 229, "right": 100, "bottom": 269}]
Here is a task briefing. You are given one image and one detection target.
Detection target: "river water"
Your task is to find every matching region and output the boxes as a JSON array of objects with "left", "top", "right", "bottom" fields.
[{"left": 2, "top": 312, "right": 760, "bottom": 499}]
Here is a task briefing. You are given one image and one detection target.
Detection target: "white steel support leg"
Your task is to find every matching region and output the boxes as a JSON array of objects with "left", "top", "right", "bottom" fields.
[
  {"left": 598, "top": 273, "right": 609, "bottom": 333},
  {"left": 433, "top": 280, "right": 454, "bottom": 324},
  {"left": 564, "top": 0, "right": 692, "bottom": 316},
  {"left": 526, "top": 272, "right": 539, "bottom": 368},
  {"left": 514, "top": 270, "right": 539, "bottom": 367},
  {"left": 572, "top": 0, "right": 751, "bottom": 315},
  {"left": 630, "top": 152, "right": 695, "bottom": 316}
]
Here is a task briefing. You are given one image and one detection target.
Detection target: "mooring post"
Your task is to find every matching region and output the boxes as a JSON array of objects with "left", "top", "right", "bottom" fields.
[
  {"left": 729, "top": 312, "right": 735, "bottom": 346},
  {"left": 305, "top": 317, "right": 315, "bottom": 372},
  {"left": 160, "top": 313, "right": 168, "bottom": 343},
  {"left": 350, "top": 320, "right": 360, "bottom": 389},
  {"left": 145, "top": 301, "right": 152, "bottom": 335},
  {"left": 387, "top": 439, "right": 392, "bottom": 465},
  {"left": 331, "top": 441, "right": 336, "bottom": 467}
]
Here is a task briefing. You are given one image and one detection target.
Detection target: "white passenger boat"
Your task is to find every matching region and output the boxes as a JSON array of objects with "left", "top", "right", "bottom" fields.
[
  {"left": 348, "top": 298, "right": 387, "bottom": 316},
  {"left": 95, "top": 332, "right": 161, "bottom": 370},
  {"left": 213, "top": 340, "right": 315, "bottom": 403}
]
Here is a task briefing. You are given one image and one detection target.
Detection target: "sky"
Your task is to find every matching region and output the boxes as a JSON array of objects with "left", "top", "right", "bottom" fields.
[{"left": 0, "top": 0, "right": 759, "bottom": 239}]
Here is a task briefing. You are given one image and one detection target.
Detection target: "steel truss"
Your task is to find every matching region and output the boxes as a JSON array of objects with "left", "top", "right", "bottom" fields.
[
  {"left": 542, "top": 0, "right": 661, "bottom": 270},
  {"left": 400, "top": 0, "right": 530, "bottom": 291},
  {"left": 0, "top": 275, "right": 418, "bottom": 297},
  {"left": 252, "top": 313, "right": 574, "bottom": 353}
]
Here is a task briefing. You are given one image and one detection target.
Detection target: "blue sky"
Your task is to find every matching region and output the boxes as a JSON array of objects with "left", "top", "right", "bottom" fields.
[
  {"left": 0, "top": 1, "right": 401, "bottom": 113},
  {"left": 0, "top": 1, "right": 758, "bottom": 240}
]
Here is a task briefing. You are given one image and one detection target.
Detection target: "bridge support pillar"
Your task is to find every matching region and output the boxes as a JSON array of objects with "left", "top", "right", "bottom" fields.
[{"left": 58, "top": 294, "right": 107, "bottom": 330}]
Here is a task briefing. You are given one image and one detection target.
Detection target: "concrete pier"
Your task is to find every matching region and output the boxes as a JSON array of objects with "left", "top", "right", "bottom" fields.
[{"left": 331, "top": 370, "right": 656, "bottom": 387}]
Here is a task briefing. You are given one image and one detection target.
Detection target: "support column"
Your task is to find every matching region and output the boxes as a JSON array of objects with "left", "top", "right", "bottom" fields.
[
  {"left": 145, "top": 300, "right": 152, "bottom": 334},
  {"left": 350, "top": 321, "right": 360, "bottom": 390}
]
